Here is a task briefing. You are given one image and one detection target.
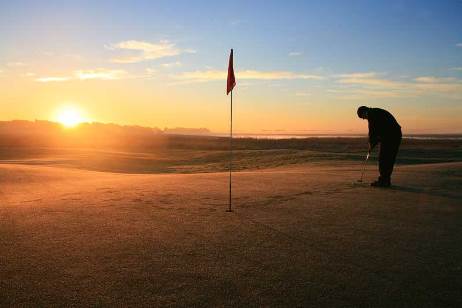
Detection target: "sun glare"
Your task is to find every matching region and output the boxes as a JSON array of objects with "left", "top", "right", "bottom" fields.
[{"left": 55, "top": 106, "right": 85, "bottom": 128}]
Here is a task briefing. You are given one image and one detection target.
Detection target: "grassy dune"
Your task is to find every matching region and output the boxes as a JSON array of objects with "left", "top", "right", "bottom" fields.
[{"left": 1, "top": 135, "right": 461, "bottom": 173}]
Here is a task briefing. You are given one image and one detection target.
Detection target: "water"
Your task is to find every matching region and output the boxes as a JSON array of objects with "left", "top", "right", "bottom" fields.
[{"left": 211, "top": 133, "right": 462, "bottom": 140}]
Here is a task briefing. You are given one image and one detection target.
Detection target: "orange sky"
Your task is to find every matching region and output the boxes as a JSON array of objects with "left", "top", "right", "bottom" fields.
[{"left": 1, "top": 71, "right": 461, "bottom": 134}]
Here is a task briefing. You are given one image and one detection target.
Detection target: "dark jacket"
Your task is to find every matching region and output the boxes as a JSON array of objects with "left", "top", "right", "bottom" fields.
[{"left": 368, "top": 108, "right": 401, "bottom": 146}]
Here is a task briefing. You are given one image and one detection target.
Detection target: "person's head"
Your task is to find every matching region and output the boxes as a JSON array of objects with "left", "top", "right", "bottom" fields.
[{"left": 357, "top": 106, "right": 369, "bottom": 119}]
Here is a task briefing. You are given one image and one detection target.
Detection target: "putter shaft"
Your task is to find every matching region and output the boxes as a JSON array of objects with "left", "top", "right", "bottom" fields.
[{"left": 359, "top": 153, "right": 370, "bottom": 182}]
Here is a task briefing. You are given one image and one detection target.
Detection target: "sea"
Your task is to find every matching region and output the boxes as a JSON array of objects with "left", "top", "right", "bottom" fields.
[{"left": 210, "top": 133, "right": 462, "bottom": 140}]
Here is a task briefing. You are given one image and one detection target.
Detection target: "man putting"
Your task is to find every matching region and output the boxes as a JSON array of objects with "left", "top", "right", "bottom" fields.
[{"left": 357, "top": 106, "right": 402, "bottom": 187}]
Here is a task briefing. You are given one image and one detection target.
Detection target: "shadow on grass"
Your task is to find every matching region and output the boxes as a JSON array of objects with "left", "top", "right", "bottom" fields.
[{"left": 390, "top": 185, "right": 461, "bottom": 200}]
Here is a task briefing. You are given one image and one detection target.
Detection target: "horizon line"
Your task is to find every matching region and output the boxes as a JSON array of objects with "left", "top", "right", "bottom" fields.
[{"left": 1, "top": 118, "right": 461, "bottom": 136}]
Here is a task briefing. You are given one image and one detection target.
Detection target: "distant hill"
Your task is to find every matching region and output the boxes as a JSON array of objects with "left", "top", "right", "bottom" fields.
[{"left": 0, "top": 120, "right": 216, "bottom": 150}]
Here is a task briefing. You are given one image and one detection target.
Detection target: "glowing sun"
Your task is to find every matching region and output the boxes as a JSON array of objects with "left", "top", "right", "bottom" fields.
[{"left": 55, "top": 106, "right": 86, "bottom": 127}]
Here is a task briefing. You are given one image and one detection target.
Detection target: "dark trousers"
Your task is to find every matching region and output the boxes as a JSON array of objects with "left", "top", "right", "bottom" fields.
[{"left": 378, "top": 133, "right": 402, "bottom": 183}]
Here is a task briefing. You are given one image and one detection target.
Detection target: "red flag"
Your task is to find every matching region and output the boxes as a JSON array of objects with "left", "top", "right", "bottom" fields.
[{"left": 227, "top": 49, "right": 236, "bottom": 95}]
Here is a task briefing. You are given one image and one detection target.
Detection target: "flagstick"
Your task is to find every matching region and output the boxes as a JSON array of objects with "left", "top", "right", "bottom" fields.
[{"left": 227, "top": 90, "right": 233, "bottom": 212}]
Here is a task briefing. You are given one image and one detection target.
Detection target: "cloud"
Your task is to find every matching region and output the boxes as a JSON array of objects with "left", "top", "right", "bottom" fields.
[
  {"left": 109, "top": 40, "right": 190, "bottom": 63},
  {"left": 145, "top": 68, "right": 157, "bottom": 75},
  {"left": 34, "top": 68, "right": 155, "bottom": 83},
  {"left": 414, "top": 76, "right": 456, "bottom": 83},
  {"left": 183, "top": 48, "right": 197, "bottom": 54},
  {"left": 173, "top": 69, "right": 324, "bottom": 82},
  {"left": 173, "top": 70, "right": 225, "bottom": 82},
  {"left": 6, "top": 62, "right": 27, "bottom": 67},
  {"left": 65, "top": 54, "right": 84, "bottom": 61},
  {"left": 75, "top": 69, "right": 129, "bottom": 80},
  {"left": 161, "top": 61, "right": 182, "bottom": 68},
  {"left": 288, "top": 52, "right": 302, "bottom": 57},
  {"left": 331, "top": 88, "right": 407, "bottom": 100},
  {"left": 332, "top": 72, "right": 462, "bottom": 99},
  {"left": 36, "top": 76, "right": 71, "bottom": 82},
  {"left": 449, "top": 67, "right": 462, "bottom": 71},
  {"left": 240, "top": 70, "right": 323, "bottom": 80},
  {"left": 457, "top": 43, "right": 462, "bottom": 47},
  {"left": 414, "top": 76, "right": 462, "bottom": 95},
  {"left": 336, "top": 72, "right": 378, "bottom": 79},
  {"left": 336, "top": 72, "right": 405, "bottom": 89}
]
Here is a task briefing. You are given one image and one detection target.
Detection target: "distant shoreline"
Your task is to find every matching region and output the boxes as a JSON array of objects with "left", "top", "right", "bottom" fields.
[
  {"left": 210, "top": 133, "right": 462, "bottom": 140},
  {"left": 2, "top": 120, "right": 460, "bottom": 140}
]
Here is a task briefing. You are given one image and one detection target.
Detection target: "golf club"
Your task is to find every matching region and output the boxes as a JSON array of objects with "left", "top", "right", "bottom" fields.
[{"left": 358, "top": 152, "right": 370, "bottom": 183}]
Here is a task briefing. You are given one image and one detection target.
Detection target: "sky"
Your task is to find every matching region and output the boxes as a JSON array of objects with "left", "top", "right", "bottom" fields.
[{"left": 0, "top": 0, "right": 461, "bottom": 134}]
